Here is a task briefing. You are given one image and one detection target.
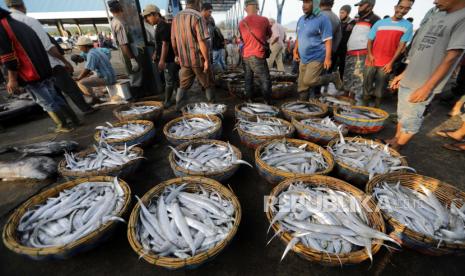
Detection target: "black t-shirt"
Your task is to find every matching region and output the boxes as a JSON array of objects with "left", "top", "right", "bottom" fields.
[{"left": 155, "top": 20, "right": 175, "bottom": 63}]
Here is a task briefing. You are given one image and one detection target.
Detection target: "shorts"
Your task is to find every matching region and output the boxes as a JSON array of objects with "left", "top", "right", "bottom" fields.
[
  {"left": 397, "top": 86, "right": 435, "bottom": 134},
  {"left": 179, "top": 66, "right": 213, "bottom": 90},
  {"left": 297, "top": 61, "right": 324, "bottom": 93}
]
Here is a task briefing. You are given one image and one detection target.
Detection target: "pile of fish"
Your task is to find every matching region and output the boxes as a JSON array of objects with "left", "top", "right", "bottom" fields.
[
  {"left": 17, "top": 178, "right": 126, "bottom": 248},
  {"left": 282, "top": 102, "right": 323, "bottom": 115},
  {"left": 338, "top": 107, "right": 384, "bottom": 120},
  {"left": 1, "top": 140, "right": 79, "bottom": 156},
  {"left": 328, "top": 137, "right": 413, "bottom": 179},
  {"left": 136, "top": 184, "right": 236, "bottom": 258},
  {"left": 319, "top": 96, "right": 353, "bottom": 108},
  {"left": 239, "top": 103, "right": 279, "bottom": 117},
  {"left": 97, "top": 122, "right": 147, "bottom": 141},
  {"left": 268, "top": 181, "right": 398, "bottom": 261},
  {"left": 168, "top": 117, "right": 218, "bottom": 138},
  {"left": 120, "top": 105, "right": 160, "bottom": 116},
  {"left": 299, "top": 117, "right": 342, "bottom": 133},
  {"left": 170, "top": 143, "right": 252, "bottom": 172},
  {"left": 272, "top": 83, "right": 293, "bottom": 89},
  {"left": 373, "top": 182, "right": 465, "bottom": 244},
  {"left": 260, "top": 140, "right": 329, "bottom": 174},
  {"left": 0, "top": 157, "right": 56, "bottom": 181},
  {"left": 238, "top": 118, "right": 291, "bottom": 136},
  {"left": 64, "top": 143, "right": 142, "bottom": 172},
  {"left": 184, "top": 103, "right": 227, "bottom": 116},
  {"left": 0, "top": 99, "right": 35, "bottom": 112}
]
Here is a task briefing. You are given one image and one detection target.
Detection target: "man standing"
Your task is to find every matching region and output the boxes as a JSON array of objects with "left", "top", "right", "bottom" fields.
[
  {"left": 143, "top": 4, "right": 179, "bottom": 108},
  {"left": 267, "top": 18, "right": 286, "bottom": 72},
  {"left": 387, "top": 0, "right": 465, "bottom": 150},
  {"left": 6, "top": 0, "right": 93, "bottom": 116},
  {"left": 362, "top": 0, "right": 414, "bottom": 107},
  {"left": 319, "top": 0, "right": 342, "bottom": 67},
  {"left": 343, "top": 0, "right": 380, "bottom": 104},
  {"left": 171, "top": 0, "right": 214, "bottom": 110},
  {"left": 294, "top": 0, "right": 343, "bottom": 101},
  {"left": 0, "top": 8, "right": 74, "bottom": 132},
  {"left": 239, "top": 0, "right": 272, "bottom": 104},
  {"left": 200, "top": 3, "right": 215, "bottom": 57},
  {"left": 335, "top": 5, "right": 355, "bottom": 80},
  {"left": 107, "top": 0, "right": 142, "bottom": 89}
]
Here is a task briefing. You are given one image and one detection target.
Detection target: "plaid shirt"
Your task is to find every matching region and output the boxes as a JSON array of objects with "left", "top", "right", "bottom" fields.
[{"left": 171, "top": 8, "right": 209, "bottom": 68}]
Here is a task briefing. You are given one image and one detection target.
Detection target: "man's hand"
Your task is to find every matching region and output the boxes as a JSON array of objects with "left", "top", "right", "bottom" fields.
[
  {"left": 323, "top": 58, "right": 332, "bottom": 70},
  {"left": 174, "top": 56, "right": 180, "bottom": 65},
  {"left": 366, "top": 54, "right": 375, "bottom": 66},
  {"left": 7, "top": 79, "right": 19, "bottom": 94},
  {"left": 158, "top": 61, "right": 166, "bottom": 71},
  {"left": 130, "top": 58, "right": 140, "bottom": 72},
  {"left": 203, "top": 60, "right": 209, "bottom": 73},
  {"left": 383, "top": 62, "right": 393, "bottom": 74},
  {"left": 409, "top": 86, "right": 432, "bottom": 103},
  {"left": 390, "top": 74, "right": 403, "bottom": 90}
]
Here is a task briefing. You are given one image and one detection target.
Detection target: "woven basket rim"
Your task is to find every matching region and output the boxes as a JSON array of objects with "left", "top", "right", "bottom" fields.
[
  {"left": 366, "top": 172, "right": 465, "bottom": 250},
  {"left": 237, "top": 117, "right": 295, "bottom": 140},
  {"left": 168, "top": 139, "right": 242, "bottom": 177},
  {"left": 234, "top": 103, "right": 280, "bottom": 120},
  {"left": 58, "top": 146, "right": 143, "bottom": 177},
  {"left": 127, "top": 176, "right": 241, "bottom": 268},
  {"left": 334, "top": 106, "right": 389, "bottom": 123},
  {"left": 163, "top": 114, "right": 222, "bottom": 141},
  {"left": 281, "top": 100, "right": 328, "bottom": 119},
  {"left": 327, "top": 137, "right": 408, "bottom": 176},
  {"left": 255, "top": 138, "right": 334, "bottom": 178},
  {"left": 291, "top": 117, "right": 347, "bottom": 137},
  {"left": 2, "top": 176, "right": 131, "bottom": 256},
  {"left": 113, "top": 101, "right": 163, "bottom": 122},
  {"left": 266, "top": 175, "right": 385, "bottom": 264},
  {"left": 94, "top": 120, "right": 154, "bottom": 144}
]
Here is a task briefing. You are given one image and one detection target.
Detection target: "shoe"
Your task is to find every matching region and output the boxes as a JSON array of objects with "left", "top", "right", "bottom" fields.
[
  {"left": 47, "top": 111, "right": 74, "bottom": 133},
  {"left": 205, "top": 88, "right": 215, "bottom": 103},
  {"left": 175, "top": 88, "right": 186, "bottom": 111},
  {"left": 164, "top": 86, "right": 174, "bottom": 108},
  {"left": 332, "top": 71, "right": 344, "bottom": 91}
]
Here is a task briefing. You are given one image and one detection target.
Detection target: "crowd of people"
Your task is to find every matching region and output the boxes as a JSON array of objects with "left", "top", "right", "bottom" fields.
[{"left": 0, "top": 0, "right": 464, "bottom": 152}]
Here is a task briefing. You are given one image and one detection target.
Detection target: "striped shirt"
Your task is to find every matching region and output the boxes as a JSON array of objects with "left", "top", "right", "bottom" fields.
[
  {"left": 85, "top": 48, "right": 116, "bottom": 85},
  {"left": 171, "top": 8, "right": 209, "bottom": 68}
]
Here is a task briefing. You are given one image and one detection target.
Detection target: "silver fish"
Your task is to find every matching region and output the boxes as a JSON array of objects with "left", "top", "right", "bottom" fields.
[
  {"left": 183, "top": 103, "right": 227, "bottom": 116},
  {"left": 318, "top": 96, "right": 353, "bottom": 108},
  {"left": 282, "top": 102, "right": 323, "bottom": 115},
  {"left": 0, "top": 156, "right": 56, "bottom": 181},
  {"left": 240, "top": 103, "right": 279, "bottom": 117},
  {"left": 339, "top": 107, "right": 384, "bottom": 120},
  {"left": 96, "top": 122, "right": 147, "bottom": 141},
  {"left": 120, "top": 105, "right": 160, "bottom": 116},
  {"left": 3, "top": 140, "right": 79, "bottom": 156},
  {"left": 299, "top": 117, "right": 342, "bottom": 133},
  {"left": 168, "top": 117, "right": 218, "bottom": 138},
  {"left": 238, "top": 117, "right": 291, "bottom": 136}
]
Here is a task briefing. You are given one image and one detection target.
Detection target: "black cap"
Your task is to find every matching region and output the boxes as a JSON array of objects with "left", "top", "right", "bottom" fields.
[
  {"left": 107, "top": 0, "right": 121, "bottom": 9},
  {"left": 0, "top": 7, "right": 11, "bottom": 18}
]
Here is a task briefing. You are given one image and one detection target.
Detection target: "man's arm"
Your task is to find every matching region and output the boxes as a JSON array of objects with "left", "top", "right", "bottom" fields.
[
  {"left": 75, "top": 69, "right": 92, "bottom": 81},
  {"left": 48, "top": 46, "right": 74, "bottom": 72},
  {"left": 159, "top": 41, "right": 169, "bottom": 70},
  {"left": 199, "top": 38, "right": 210, "bottom": 72},
  {"left": 383, "top": 41, "right": 407, "bottom": 73},
  {"left": 293, "top": 39, "right": 299, "bottom": 61},
  {"left": 171, "top": 20, "right": 179, "bottom": 63},
  {"left": 409, "top": 49, "right": 464, "bottom": 102},
  {"left": 324, "top": 39, "right": 332, "bottom": 70},
  {"left": 120, "top": 44, "right": 135, "bottom": 59},
  {"left": 367, "top": 40, "right": 375, "bottom": 66}
]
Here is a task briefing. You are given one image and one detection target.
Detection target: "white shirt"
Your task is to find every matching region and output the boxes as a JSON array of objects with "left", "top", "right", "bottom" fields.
[
  {"left": 10, "top": 9, "right": 64, "bottom": 68},
  {"left": 270, "top": 23, "right": 286, "bottom": 47}
]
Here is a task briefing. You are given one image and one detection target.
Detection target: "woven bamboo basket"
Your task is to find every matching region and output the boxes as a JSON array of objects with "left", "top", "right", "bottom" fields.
[
  {"left": 113, "top": 101, "right": 164, "bottom": 123},
  {"left": 291, "top": 117, "right": 348, "bottom": 145},
  {"left": 366, "top": 172, "right": 465, "bottom": 256},
  {"left": 333, "top": 106, "right": 389, "bottom": 134},
  {"left": 57, "top": 146, "right": 144, "bottom": 180},
  {"left": 327, "top": 137, "right": 409, "bottom": 188},
  {"left": 236, "top": 117, "right": 295, "bottom": 149},
  {"left": 319, "top": 95, "right": 356, "bottom": 111},
  {"left": 181, "top": 103, "right": 227, "bottom": 117},
  {"left": 271, "top": 82, "right": 296, "bottom": 100},
  {"left": 255, "top": 138, "right": 334, "bottom": 185},
  {"left": 168, "top": 139, "right": 242, "bottom": 182},
  {"left": 94, "top": 120, "right": 155, "bottom": 147},
  {"left": 281, "top": 100, "right": 328, "bottom": 121},
  {"left": 127, "top": 176, "right": 241, "bottom": 269},
  {"left": 269, "top": 70, "right": 298, "bottom": 82},
  {"left": 228, "top": 81, "right": 247, "bottom": 100},
  {"left": 163, "top": 114, "right": 222, "bottom": 146},
  {"left": 235, "top": 103, "right": 280, "bottom": 121},
  {"left": 2, "top": 176, "right": 131, "bottom": 260},
  {"left": 266, "top": 175, "right": 386, "bottom": 265}
]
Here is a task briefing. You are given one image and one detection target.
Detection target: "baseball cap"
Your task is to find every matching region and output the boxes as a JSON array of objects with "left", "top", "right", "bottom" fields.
[
  {"left": 355, "top": 0, "right": 376, "bottom": 6},
  {"left": 141, "top": 4, "right": 160, "bottom": 17},
  {"left": 76, "top": 37, "right": 93, "bottom": 46},
  {"left": 107, "top": 0, "right": 122, "bottom": 9},
  {"left": 4, "top": 0, "right": 24, "bottom": 7},
  {"left": 244, "top": 0, "right": 259, "bottom": 6}
]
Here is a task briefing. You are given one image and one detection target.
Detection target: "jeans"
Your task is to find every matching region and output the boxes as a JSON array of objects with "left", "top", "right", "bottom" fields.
[
  {"left": 363, "top": 66, "right": 390, "bottom": 99},
  {"left": 26, "top": 79, "right": 67, "bottom": 112},
  {"left": 52, "top": 65, "right": 92, "bottom": 112},
  {"left": 243, "top": 56, "right": 272, "bottom": 102},
  {"left": 213, "top": 49, "right": 226, "bottom": 72},
  {"left": 397, "top": 86, "right": 435, "bottom": 134}
]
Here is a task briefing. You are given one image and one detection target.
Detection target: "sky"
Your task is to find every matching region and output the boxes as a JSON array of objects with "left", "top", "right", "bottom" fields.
[{"left": 214, "top": 0, "right": 435, "bottom": 29}]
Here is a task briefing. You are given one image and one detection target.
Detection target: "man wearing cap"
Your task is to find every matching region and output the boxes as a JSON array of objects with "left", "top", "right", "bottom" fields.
[
  {"left": 107, "top": 0, "right": 142, "bottom": 88},
  {"left": 239, "top": 0, "right": 273, "bottom": 104},
  {"left": 5, "top": 0, "right": 93, "bottom": 116},
  {"left": 343, "top": 0, "right": 380, "bottom": 104},
  {"left": 143, "top": 4, "right": 179, "bottom": 108},
  {"left": 294, "top": 0, "right": 343, "bottom": 101},
  {"left": 335, "top": 5, "right": 355, "bottom": 79},
  {"left": 0, "top": 7, "right": 75, "bottom": 132},
  {"left": 171, "top": 0, "right": 214, "bottom": 110},
  {"left": 73, "top": 37, "right": 116, "bottom": 102}
]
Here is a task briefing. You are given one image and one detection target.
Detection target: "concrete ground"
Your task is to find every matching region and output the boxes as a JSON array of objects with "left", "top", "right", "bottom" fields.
[{"left": 1, "top": 57, "right": 465, "bottom": 275}]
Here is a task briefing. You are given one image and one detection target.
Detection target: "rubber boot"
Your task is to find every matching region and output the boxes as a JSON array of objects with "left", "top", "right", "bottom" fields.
[
  {"left": 164, "top": 86, "right": 174, "bottom": 108},
  {"left": 47, "top": 111, "right": 73, "bottom": 133},
  {"left": 374, "top": 97, "right": 383, "bottom": 108},
  {"left": 331, "top": 71, "right": 344, "bottom": 91},
  {"left": 61, "top": 104, "right": 81, "bottom": 126},
  {"left": 205, "top": 88, "right": 215, "bottom": 103},
  {"left": 175, "top": 88, "right": 186, "bottom": 111}
]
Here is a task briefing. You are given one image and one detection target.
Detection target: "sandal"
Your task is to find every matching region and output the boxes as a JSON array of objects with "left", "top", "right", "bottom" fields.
[
  {"left": 442, "top": 143, "right": 465, "bottom": 152},
  {"left": 436, "top": 130, "right": 464, "bottom": 142}
]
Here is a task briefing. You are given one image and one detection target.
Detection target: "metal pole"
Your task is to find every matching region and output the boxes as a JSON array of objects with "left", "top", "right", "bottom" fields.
[{"left": 102, "top": 0, "right": 113, "bottom": 29}]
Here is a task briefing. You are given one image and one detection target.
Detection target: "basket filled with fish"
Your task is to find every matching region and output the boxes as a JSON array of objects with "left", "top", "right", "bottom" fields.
[
  {"left": 163, "top": 114, "right": 222, "bottom": 146},
  {"left": 181, "top": 103, "right": 227, "bottom": 117},
  {"left": 327, "top": 137, "right": 410, "bottom": 188},
  {"left": 2, "top": 176, "right": 131, "bottom": 260},
  {"left": 366, "top": 172, "right": 465, "bottom": 256},
  {"left": 236, "top": 117, "right": 295, "bottom": 149},
  {"left": 94, "top": 120, "right": 155, "bottom": 147},
  {"left": 271, "top": 82, "right": 296, "bottom": 100},
  {"left": 127, "top": 176, "right": 241, "bottom": 269},
  {"left": 292, "top": 117, "right": 348, "bottom": 145},
  {"left": 235, "top": 103, "right": 280, "bottom": 121},
  {"left": 281, "top": 100, "right": 328, "bottom": 121},
  {"left": 58, "top": 143, "right": 144, "bottom": 179},
  {"left": 266, "top": 175, "right": 393, "bottom": 265},
  {"left": 333, "top": 106, "right": 389, "bottom": 134},
  {"left": 255, "top": 139, "right": 334, "bottom": 185},
  {"left": 169, "top": 139, "right": 251, "bottom": 182},
  {"left": 113, "top": 101, "right": 164, "bottom": 122},
  {"left": 318, "top": 95, "right": 356, "bottom": 110}
]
